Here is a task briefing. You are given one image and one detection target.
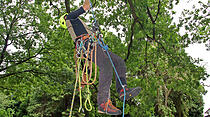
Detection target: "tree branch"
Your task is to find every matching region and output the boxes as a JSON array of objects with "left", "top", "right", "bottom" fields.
[
  {"left": 153, "top": 25, "right": 156, "bottom": 40},
  {"left": 65, "top": 0, "right": 70, "bottom": 13},
  {"left": 125, "top": 20, "right": 136, "bottom": 62},
  {"left": 154, "top": 0, "right": 161, "bottom": 22},
  {"left": 128, "top": 0, "right": 138, "bottom": 20},
  {"left": 146, "top": 6, "right": 155, "bottom": 24},
  {"left": 1, "top": 8, "right": 8, "bottom": 31},
  {"left": 127, "top": 0, "right": 183, "bottom": 68},
  {"left": 201, "top": 82, "right": 210, "bottom": 87},
  {"left": 0, "top": 48, "right": 44, "bottom": 72},
  {"left": 11, "top": 31, "right": 40, "bottom": 39},
  {"left": 0, "top": 69, "right": 46, "bottom": 79},
  {"left": 0, "top": 37, "right": 9, "bottom": 65},
  {"left": 50, "top": 0, "right": 60, "bottom": 16},
  {"left": 145, "top": 39, "right": 148, "bottom": 77},
  {"left": 127, "top": 0, "right": 144, "bottom": 29},
  {"left": 0, "top": 7, "right": 19, "bottom": 65},
  {"left": 0, "top": 34, "right": 5, "bottom": 40}
]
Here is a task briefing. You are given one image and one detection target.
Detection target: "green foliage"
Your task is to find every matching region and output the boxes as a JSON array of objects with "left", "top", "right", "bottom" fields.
[
  {"left": 0, "top": 93, "right": 15, "bottom": 117},
  {"left": 0, "top": 0, "right": 208, "bottom": 117}
]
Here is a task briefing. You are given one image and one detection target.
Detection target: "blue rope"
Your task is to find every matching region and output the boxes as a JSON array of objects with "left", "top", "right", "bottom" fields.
[{"left": 88, "top": 0, "right": 126, "bottom": 117}]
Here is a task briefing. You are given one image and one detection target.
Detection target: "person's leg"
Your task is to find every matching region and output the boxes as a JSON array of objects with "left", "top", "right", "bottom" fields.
[
  {"left": 92, "top": 45, "right": 113, "bottom": 105},
  {"left": 92, "top": 45, "right": 121, "bottom": 115},
  {"left": 107, "top": 51, "right": 127, "bottom": 93},
  {"left": 108, "top": 51, "right": 141, "bottom": 101}
]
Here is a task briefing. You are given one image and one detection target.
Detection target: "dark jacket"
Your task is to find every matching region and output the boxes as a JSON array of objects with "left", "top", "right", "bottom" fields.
[{"left": 66, "top": 7, "right": 92, "bottom": 41}]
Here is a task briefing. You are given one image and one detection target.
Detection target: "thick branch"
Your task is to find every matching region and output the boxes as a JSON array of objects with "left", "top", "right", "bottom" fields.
[
  {"left": 164, "top": 85, "right": 171, "bottom": 107},
  {"left": 125, "top": 20, "right": 136, "bottom": 62},
  {"left": 65, "top": 0, "right": 70, "bottom": 13},
  {"left": 127, "top": 0, "right": 144, "bottom": 29},
  {"left": 153, "top": 25, "right": 156, "bottom": 40},
  {"left": 127, "top": 0, "right": 138, "bottom": 20}
]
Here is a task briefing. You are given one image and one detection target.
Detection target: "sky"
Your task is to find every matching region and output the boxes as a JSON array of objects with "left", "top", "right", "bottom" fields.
[
  {"left": 185, "top": 43, "right": 210, "bottom": 115},
  {"left": 172, "top": 0, "right": 209, "bottom": 115}
]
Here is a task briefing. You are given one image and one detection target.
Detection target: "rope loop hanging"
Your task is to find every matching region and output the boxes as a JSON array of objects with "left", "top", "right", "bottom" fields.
[{"left": 69, "top": 33, "right": 97, "bottom": 117}]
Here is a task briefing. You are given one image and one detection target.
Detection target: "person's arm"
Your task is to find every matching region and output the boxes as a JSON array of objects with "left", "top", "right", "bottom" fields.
[
  {"left": 66, "top": 0, "right": 90, "bottom": 20},
  {"left": 66, "top": 7, "right": 86, "bottom": 20}
]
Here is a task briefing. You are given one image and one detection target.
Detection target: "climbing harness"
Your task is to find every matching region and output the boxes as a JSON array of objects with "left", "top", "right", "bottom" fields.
[
  {"left": 88, "top": 0, "right": 126, "bottom": 117},
  {"left": 69, "top": 33, "right": 97, "bottom": 117}
]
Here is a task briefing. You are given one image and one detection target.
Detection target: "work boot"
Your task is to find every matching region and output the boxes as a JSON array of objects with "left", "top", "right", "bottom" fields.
[
  {"left": 119, "top": 87, "right": 141, "bottom": 101},
  {"left": 98, "top": 99, "right": 122, "bottom": 115}
]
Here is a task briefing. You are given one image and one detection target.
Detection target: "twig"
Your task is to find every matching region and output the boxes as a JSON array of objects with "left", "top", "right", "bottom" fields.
[
  {"left": 154, "top": 0, "right": 161, "bottom": 22},
  {"left": 201, "top": 82, "right": 210, "bottom": 87},
  {"left": 146, "top": 6, "right": 155, "bottom": 24},
  {"left": 50, "top": 0, "right": 61, "bottom": 16}
]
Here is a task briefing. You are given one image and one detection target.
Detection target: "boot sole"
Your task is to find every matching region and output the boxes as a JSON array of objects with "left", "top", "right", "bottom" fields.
[
  {"left": 120, "top": 87, "right": 141, "bottom": 100},
  {"left": 98, "top": 110, "right": 122, "bottom": 115}
]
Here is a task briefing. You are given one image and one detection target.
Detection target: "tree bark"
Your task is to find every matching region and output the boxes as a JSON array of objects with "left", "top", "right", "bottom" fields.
[{"left": 65, "top": 0, "right": 70, "bottom": 13}]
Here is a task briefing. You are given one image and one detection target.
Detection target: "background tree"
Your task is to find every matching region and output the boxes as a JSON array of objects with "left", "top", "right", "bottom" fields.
[{"left": 0, "top": 0, "right": 209, "bottom": 117}]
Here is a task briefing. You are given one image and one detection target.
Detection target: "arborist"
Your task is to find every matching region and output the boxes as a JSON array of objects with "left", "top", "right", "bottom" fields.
[{"left": 59, "top": 0, "right": 141, "bottom": 115}]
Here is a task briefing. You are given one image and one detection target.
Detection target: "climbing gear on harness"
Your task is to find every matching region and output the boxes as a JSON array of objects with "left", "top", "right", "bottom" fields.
[
  {"left": 88, "top": 0, "right": 127, "bottom": 117},
  {"left": 59, "top": 13, "right": 68, "bottom": 29},
  {"left": 69, "top": 33, "right": 97, "bottom": 117},
  {"left": 98, "top": 99, "right": 122, "bottom": 115},
  {"left": 119, "top": 87, "right": 141, "bottom": 101},
  {"left": 81, "top": 34, "right": 97, "bottom": 85}
]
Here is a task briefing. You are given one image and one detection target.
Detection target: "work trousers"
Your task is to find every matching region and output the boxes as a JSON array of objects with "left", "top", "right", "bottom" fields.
[{"left": 91, "top": 45, "right": 127, "bottom": 105}]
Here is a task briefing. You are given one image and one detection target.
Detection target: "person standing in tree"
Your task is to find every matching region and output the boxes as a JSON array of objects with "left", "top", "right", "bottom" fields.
[{"left": 59, "top": 0, "right": 141, "bottom": 115}]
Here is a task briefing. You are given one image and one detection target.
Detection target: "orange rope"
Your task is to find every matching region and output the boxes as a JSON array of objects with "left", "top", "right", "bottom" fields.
[{"left": 81, "top": 41, "right": 97, "bottom": 85}]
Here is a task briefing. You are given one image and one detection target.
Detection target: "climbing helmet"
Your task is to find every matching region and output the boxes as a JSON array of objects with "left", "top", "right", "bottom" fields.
[{"left": 59, "top": 13, "right": 68, "bottom": 29}]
